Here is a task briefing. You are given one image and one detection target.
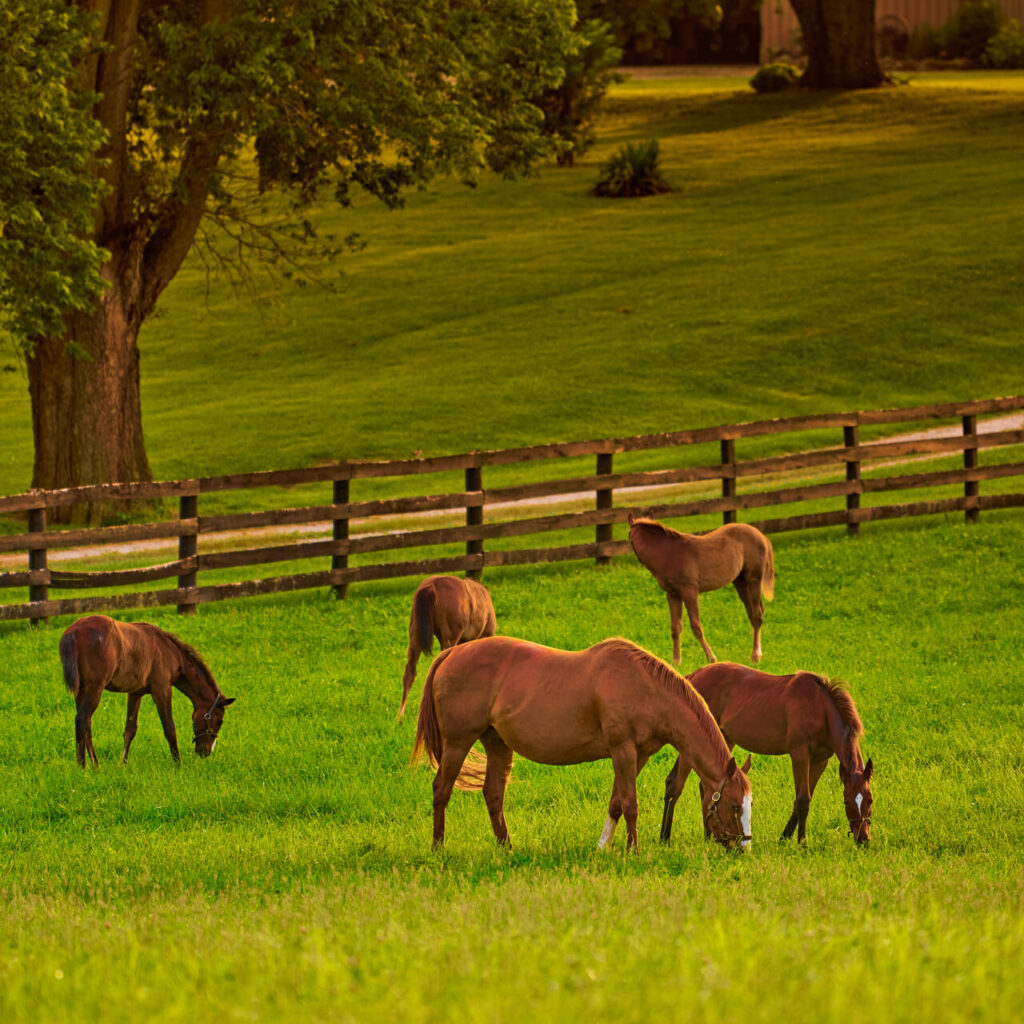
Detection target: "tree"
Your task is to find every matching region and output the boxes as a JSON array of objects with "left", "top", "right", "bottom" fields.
[
  {"left": 788, "top": 0, "right": 886, "bottom": 89},
  {"left": 2, "top": 0, "right": 576, "bottom": 521}
]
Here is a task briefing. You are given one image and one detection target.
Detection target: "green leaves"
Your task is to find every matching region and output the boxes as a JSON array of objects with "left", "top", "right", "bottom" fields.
[{"left": 0, "top": 1, "right": 108, "bottom": 347}]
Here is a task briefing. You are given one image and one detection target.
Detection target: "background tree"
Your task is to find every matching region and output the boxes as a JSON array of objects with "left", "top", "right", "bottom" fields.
[
  {"left": 2, "top": 0, "right": 575, "bottom": 521},
  {"left": 788, "top": 0, "right": 886, "bottom": 88}
]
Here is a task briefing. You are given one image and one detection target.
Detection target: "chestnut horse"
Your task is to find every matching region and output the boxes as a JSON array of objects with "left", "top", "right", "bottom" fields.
[
  {"left": 660, "top": 662, "right": 873, "bottom": 846},
  {"left": 59, "top": 615, "right": 236, "bottom": 766},
  {"left": 400, "top": 574, "right": 496, "bottom": 716},
  {"left": 628, "top": 514, "right": 774, "bottom": 665},
  {"left": 412, "top": 635, "right": 752, "bottom": 851}
]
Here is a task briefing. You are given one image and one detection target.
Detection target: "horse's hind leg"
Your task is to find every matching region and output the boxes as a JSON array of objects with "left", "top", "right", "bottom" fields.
[
  {"left": 75, "top": 689, "right": 104, "bottom": 767},
  {"left": 681, "top": 586, "right": 716, "bottom": 663},
  {"left": 733, "top": 575, "right": 765, "bottom": 662},
  {"left": 121, "top": 691, "right": 143, "bottom": 763},
  {"left": 480, "top": 730, "right": 514, "bottom": 847},
  {"left": 399, "top": 641, "right": 419, "bottom": 717},
  {"left": 431, "top": 739, "right": 476, "bottom": 847}
]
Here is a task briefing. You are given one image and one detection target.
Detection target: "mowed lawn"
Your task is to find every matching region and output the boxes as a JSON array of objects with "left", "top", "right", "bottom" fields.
[
  {"left": 1, "top": 71, "right": 1023, "bottom": 1023},
  {"left": 2, "top": 513, "right": 1023, "bottom": 1023}
]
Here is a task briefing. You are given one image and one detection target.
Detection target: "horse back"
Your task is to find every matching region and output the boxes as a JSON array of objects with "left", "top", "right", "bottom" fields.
[{"left": 689, "top": 662, "right": 831, "bottom": 756}]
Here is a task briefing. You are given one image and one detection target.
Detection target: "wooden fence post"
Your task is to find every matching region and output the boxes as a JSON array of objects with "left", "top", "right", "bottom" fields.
[
  {"left": 332, "top": 476, "right": 350, "bottom": 598},
  {"left": 28, "top": 504, "right": 48, "bottom": 625},
  {"left": 963, "top": 414, "right": 979, "bottom": 523},
  {"left": 177, "top": 494, "right": 198, "bottom": 615},
  {"left": 844, "top": 424, "right": 861, "bottom": 535},
  {"left": 595, "top": 452, "right": 614, "bottom": 564},
  {"left": 466, "top": 464, "right": 483, "bottom": 580},
  {"left": 721, "top": 439, "right": 737, "bottom": 524}
]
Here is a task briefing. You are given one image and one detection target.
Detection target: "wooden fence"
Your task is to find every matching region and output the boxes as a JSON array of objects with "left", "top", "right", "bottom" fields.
[{"left": 2, "top": 395, "right": 1023, "bottom": 625}]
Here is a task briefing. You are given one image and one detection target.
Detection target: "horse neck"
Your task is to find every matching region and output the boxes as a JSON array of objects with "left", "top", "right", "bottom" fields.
[
  {"left": 821, "top": 686, "right": 862, "bottom": 774},
  {"left": 662, "top": 685, "right": 732, "bottom": 787},
  {"left": 164, "top": 636, "right": 218, "bottom": 709}
]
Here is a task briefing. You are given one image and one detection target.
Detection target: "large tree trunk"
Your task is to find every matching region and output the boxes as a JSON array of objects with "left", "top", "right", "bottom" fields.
[
  {"left": 26, "top": 257, "right": 153, "bottom": 524},
  {"left": 789, "top": 0, "right": 885, "bottom": 89}
]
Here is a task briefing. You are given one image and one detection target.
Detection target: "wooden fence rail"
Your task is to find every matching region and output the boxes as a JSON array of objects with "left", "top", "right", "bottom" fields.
[{"left": 2, "top": 395, "right": 1023, "bottom": 624}]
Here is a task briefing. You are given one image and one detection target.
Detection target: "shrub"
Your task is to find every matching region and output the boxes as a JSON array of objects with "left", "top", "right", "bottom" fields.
[
  {"left": 908, "top": 23, "right": 946, "bottom": 60},
  {"left": 983, "top": 19, "right": 1024, "bottom": 67},
  {"left": 945, "top": 0, "right": 1004, "bottom": 59},
  {"left": 591, "top": 140, "right": 671, "bottom": 198},
  {"left": 749, "top": 62, "right": 800, "bottom": 93}
]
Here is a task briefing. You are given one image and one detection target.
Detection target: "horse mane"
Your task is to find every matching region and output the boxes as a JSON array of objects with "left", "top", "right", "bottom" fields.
[
  {"left": 629, "top": 516, "right": 681, "bottom": 539},
  {"left": 809, "top": 674, "right": 864, "bottom": 765},
  {"left": 160, "top": 629, "right": 220, "bottom": 694},
  {"left": 597, "top": 638, "right": 725, "bottom": 755}
]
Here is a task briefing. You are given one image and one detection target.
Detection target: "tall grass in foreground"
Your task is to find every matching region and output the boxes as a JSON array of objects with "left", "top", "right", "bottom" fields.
[{"left": 1, "top": 515, "right": 1022, "bottom": 1021}]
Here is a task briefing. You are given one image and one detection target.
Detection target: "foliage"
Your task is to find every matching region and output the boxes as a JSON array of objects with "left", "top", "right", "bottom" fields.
[
  {"left": 749, "top": 62, "right": 801, "bottom": 93},
  {"left": 944, "top": 0, "right": 1005, "bottom": 59},
  {"left": 577, "top": 0, "right": 723, "bottom": 58},
  {"left": 592, "top": 139, "right": 672, "bottom": 197},
  {"left": 983, "top": 20, "right": 1024, "bottom": 68},
  {"left": 535, "top": 19, "right": 623, "bottom": 167},
  {"left": 0, "top": 1, "right": 108, "bottom": 343}
]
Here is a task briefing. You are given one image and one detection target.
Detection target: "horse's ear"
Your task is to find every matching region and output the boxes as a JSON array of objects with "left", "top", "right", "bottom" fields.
[
  {"left": 627, "top": 513, "right": 637, "bottom": 525},
  {"left": 838, "top": 762, "right": 848, "bottom": 783},
  {"left": 741, "top": 754, "right": 752, "bottom": 774},
  {"left": 726, "top": 756, "right": 737, "bottom": 777},
  {"left": 863, "top": 758, "right": 873, "bottom": 782},
  {"left": 220, "top": 696, "right": 236, "bottom": 707}
]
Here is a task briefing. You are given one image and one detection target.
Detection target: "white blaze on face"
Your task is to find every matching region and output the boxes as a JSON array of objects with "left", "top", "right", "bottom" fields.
[
  {"left": 597, "top": 815, "right": 618, "bottom": 851},
  {"left": 740, "top": 794, "right": 752, "bottom": 850},
  {"left": 855, "top": 793, "right": 863, "bottom": 815}
]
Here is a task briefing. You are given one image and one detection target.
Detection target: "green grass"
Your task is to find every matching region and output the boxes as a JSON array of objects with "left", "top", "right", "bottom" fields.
[
  {"left": 1, "top": 71, "right": 1023, "bottom": 1022},
  {"left": 2, "top": 73, "right": 1024, "bottom": 496},
  {"left": 2, "top": 514, "right": 1024, "bottom": 1021}
]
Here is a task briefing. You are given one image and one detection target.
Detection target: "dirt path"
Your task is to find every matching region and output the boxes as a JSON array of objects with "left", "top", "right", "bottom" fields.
[{"left": 3, "top": 412, "right": 1019, "bottom": 569}]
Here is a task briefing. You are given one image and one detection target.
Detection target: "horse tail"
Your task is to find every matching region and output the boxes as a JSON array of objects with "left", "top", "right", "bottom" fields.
[
  {"left": 59, "top": 631, "right": 80, "bottom": 698},
  {"left": 411, "top": 647, "right": 487, "bottom": 791},
  {"left": 760, "top": 535, "right": 775, "bottom": 602},
  {"left": 413, "top": 585, "right": 436, "bottom": 655}
]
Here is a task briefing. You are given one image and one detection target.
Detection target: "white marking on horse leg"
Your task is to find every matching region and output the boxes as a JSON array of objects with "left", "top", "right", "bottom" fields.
[
  {"left": 597, "top": 815, "right": 618, "bottom": 851},
  {"left": 740, "top": 794, "right": 752, "bottom": 851}
]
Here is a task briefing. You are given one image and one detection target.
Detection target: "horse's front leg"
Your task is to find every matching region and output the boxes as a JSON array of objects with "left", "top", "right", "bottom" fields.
[
  {"left": 122, "top": 691, "right": 143, "bottom": 763},
  {"left": 607, "top": 744, "right": 640, "bottom": 850},
  {"left": 660, "top": 755, "right": 691, "bottom": 843},
  {"left": 151, "top": 688, "right": 181, "bottom": 763},
  {"left": 601, "top": 753, "right": 649, "bottom": 851},
  {"left": 781, "top": 751, "right": 811, "bottom": 844},
  {"left": 680, "top": 586, "right": 716, "bottom": 663}
]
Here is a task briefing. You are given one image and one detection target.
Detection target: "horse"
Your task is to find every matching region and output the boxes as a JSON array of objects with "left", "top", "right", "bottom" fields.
[
  {"left": 628, "top": 514, "right": 774, "bottom": 665},
  {"left": 412, "top": 635, "right": 752, "bottom": 852},
  {"left": 660, "top": 662, "right": 873, "bottom": 846},
  {"left": 59, "top": 615, "right": 236, "bottom": 766},
  {"left": 399, "top": 574, "right": 496, "bottom": 716}
]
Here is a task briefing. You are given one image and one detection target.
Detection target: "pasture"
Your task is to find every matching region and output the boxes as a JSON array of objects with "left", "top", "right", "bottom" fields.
[{"left": 1, "top": 70, "right": 1023, "bottom": 1022}]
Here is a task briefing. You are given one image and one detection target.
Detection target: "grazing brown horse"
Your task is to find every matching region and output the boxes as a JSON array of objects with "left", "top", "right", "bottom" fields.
[
  {"left": 412, "top": 635, "right": 752, "bottom": 852},
  {"left": 660, "top": 662, "right": 873, "bottom": 846},
  {"left": 59, "top": 615, "right": 236, "bottom": 766},
  {"left": 628, "top": 514, "right": 774, "bottom": 665},
  {"left": 400, "top": 574, "right": 496, "bottom": 716}
]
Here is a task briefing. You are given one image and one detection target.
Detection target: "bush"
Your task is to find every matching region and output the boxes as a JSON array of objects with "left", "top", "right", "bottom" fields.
[
  {"left": 591, "top": 140, "right": 671, "bottom": 198},
  {"left": 945, "top": 0, "right": 1004, "bottom": 59},
  {"left": 983, "top": 19, "right": 1024, "bottom": 67},
  {"left": 749, "top": 62, "right": 800, "bottom": 93}
]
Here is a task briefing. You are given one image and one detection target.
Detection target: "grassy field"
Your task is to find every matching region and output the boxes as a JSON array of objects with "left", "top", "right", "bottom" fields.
[
  {"left": 1, "top": 70, "right": 1023, "bottom": 1022},
  {"left": 2, "top": 513, "right": 1023, "bottom": 1022}
]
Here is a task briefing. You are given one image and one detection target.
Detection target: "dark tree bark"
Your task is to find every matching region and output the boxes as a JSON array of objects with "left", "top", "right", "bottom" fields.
[{"left": 789, "top": 0, "right": 886, "bottom": 89}]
